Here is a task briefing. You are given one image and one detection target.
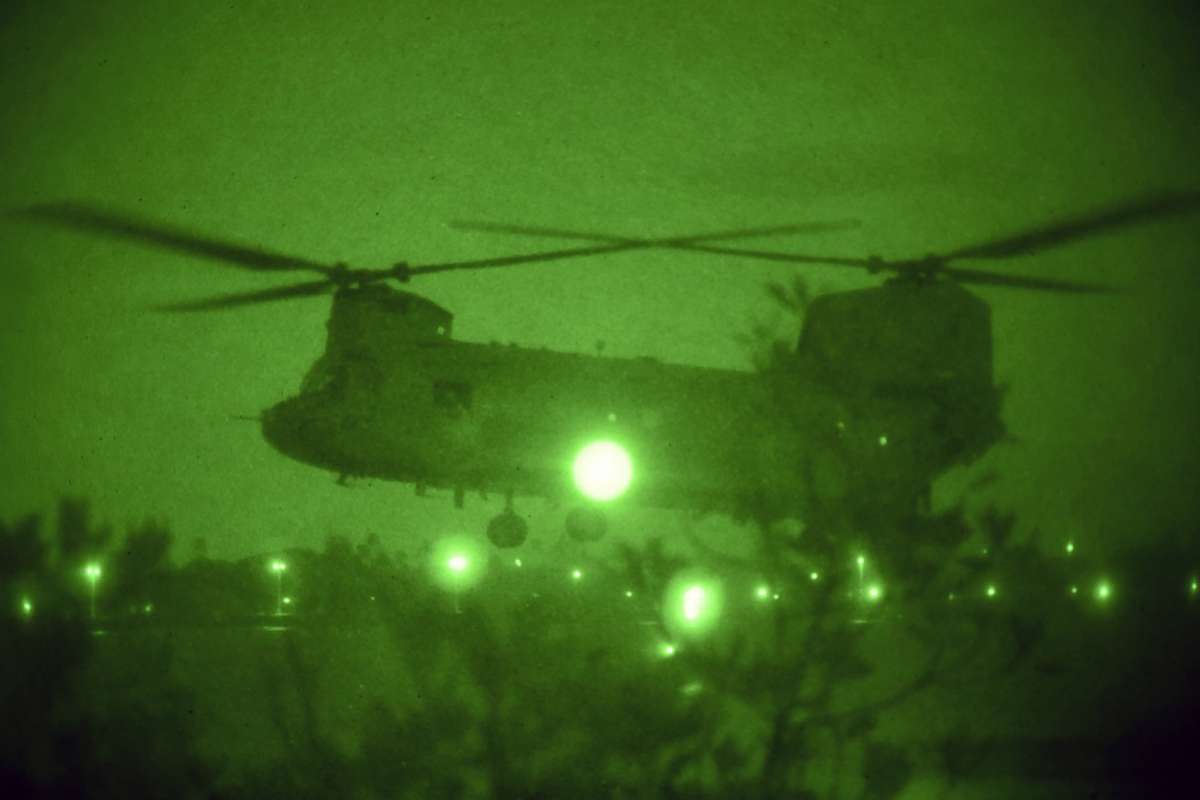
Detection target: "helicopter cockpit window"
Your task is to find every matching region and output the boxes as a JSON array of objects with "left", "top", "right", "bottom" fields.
[{"left": 433, "top": 380, "right": 472, "bottom": 416}]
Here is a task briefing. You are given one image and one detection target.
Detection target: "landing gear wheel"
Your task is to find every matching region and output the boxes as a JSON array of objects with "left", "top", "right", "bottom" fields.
[
  {"left": 565, "top": 506, "right": 607, "bottom": 542},
  {"left": 487, "top": 509, "right": 528, "bottom": 548}
]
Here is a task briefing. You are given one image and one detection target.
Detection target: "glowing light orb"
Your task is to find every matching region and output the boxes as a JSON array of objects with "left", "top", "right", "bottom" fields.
[
  {"left": 985, "top": 584, "right": 997, "bottom": 599},
  {"left": 430, "top": 536, "right": 485, "bottom": 593},
  {"left": 663, "top": 573, "right": 724, "bottom": 638},
  {"left": 754, "top": 584, "right": 771, "bottom": 601},
  {"left": 572, "top": 440, "right": 633, "bottom": 501},
  {"left": 810, "top": 571, "right": 820, "bottom": 582},
  {"left": 1065, "top": 541, "right": 1075, "bottom": 555},
  {"left": 1095, "top": 580, "right": 1112, "bottom": 602},
  {"left": 657, "top": 642, "right": 677, "bottom": 658},
  {"left": 865, "top": 583, "right": 884, "bottom": 603},
  {"left": 269, "top": 559, "right": 287, "bottom": 574},
  {"left": 84, "top": 563, "right": 102, "bottom": 581},
  {"left": 571, "top": 568, "right": 584, "bottom": 581},
  {"left": 683, "top": 586, "right": 708, "bottom": 620}
]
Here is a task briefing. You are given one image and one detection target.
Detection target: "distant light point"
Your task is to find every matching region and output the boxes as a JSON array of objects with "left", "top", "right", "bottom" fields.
[
  {"left": 985, "top": 584, "right": 997, "bottom": 599},
  {"left": 447, "top": 554, "right": 469, "bottom": 573},
  {"left": 571, "top": 568, "right": 583, "bottom": 581}
]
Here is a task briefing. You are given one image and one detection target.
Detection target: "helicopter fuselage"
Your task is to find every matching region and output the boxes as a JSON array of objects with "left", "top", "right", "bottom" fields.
[{"left": 260, "top": 283, "right": 1003, "bottom": 527}]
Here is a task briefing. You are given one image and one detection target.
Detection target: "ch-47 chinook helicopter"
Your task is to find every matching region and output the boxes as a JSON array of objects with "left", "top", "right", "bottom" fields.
[{"left": 15, "top": 192, "right": 1200, "bottom": 547}]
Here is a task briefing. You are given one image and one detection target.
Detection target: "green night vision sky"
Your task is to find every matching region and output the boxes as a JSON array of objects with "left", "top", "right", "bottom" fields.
[{"left": 1, "top": 0, "right": 1197, "bottom": 559}]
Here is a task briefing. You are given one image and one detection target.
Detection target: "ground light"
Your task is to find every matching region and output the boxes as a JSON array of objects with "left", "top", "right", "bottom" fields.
[
  {"left": 84, "top": 562, "right": 102, "bottom": 619},
  {"left": 1094, "top": 579, "right": 1113, "bottom": 603},
  {"left": 572, "top": 440, "right": 633, "bottom": 501},
  {"left": 663, "top": 572, "right": 724, "bottom": 640},
  {"left": 269, "top": 559, "right": 287, "bottom": 615},
  {"left": 429, "top": 536, "right": 486, "bottom": 600}
]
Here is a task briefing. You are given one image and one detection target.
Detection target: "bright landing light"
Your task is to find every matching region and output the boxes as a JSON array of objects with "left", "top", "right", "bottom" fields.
[
  {"left": 683, "top": 586, "right": 707, "bottom": 621},
  {"left": 572, "top": 440, "right": 633, "bottom": 502}
]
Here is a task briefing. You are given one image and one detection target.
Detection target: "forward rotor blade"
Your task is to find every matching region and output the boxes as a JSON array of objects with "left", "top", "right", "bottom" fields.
[
  {"left": 406, "top": 241, "right": 654, "bottom": 276},
  {"left": 14, "top": 202, "right": 335, "bottom": 275},
  {"left": 155, "top": 279, "right": 334, "bottom": 312},
  {"left": 451, "top": 220, "right": 861, "bottom": 247},
  {"left": 940, "top": 190, "right": 1200, "bottom": 261},
  {"left": 450, "top": 221, "right": 630, "bottom": 244},
  {"left": 938, "top": 265, "right": 1119, "bottom": 294}
]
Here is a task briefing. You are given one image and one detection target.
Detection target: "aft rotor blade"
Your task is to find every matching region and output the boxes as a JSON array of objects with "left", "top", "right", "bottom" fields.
[
  {"left": 155, "top": 279, "right": 334, "bottom": 312},
  {"left": 451, "top": 220, "right": 861, "bottom": 246},
  {"left": 14, "top": 202, "right": 336, "bottom": 275},
  {"left": 939, "top": 190, "right": 1200, "bottom": 261},
  {"left": 654, "top": 241, "right": 877, "bottom": 271},
  {"left": 938, "top": 265, "right": 1119, "bottom": 294},
  {"left": 670, "top": 243, "right": 1119, "bottom": 292}
]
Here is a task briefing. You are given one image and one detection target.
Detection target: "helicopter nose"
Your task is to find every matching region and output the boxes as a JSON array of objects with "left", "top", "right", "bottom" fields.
[{"left": 261, "top": 398, "right": 315, "bottom": 463}]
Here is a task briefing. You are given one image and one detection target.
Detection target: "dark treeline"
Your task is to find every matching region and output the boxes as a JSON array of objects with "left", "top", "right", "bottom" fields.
[{"left": 2, "top": 496, "right": 1198, "bottom": 798}]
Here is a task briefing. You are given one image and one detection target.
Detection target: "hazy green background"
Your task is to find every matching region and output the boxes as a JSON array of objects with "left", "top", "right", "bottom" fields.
[{"left": 2, "top": 0, "right": 1197, "bottom": 559}]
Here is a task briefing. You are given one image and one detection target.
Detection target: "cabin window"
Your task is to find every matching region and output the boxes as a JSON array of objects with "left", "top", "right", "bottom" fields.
[{"left": 433, "top": 380, "right": 472, "bottom": 415}]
